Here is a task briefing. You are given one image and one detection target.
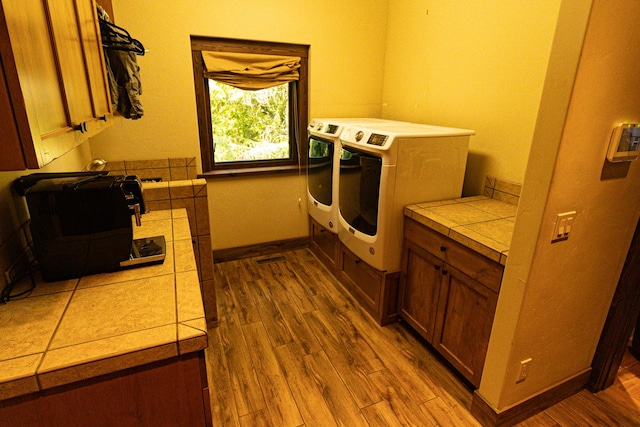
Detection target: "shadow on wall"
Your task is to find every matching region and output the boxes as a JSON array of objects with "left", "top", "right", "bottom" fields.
[{"left": 463, "top": 151, "right": 492, "bottom": 197}]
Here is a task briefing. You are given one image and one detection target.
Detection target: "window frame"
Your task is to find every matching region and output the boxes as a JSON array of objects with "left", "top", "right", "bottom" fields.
[{"left": 191, "top": 36, "right": 309, "bottom": 177}]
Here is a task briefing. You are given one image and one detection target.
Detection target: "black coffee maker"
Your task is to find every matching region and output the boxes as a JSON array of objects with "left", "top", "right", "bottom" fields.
[{"left": 15, "top": 172, "right": 165, "bottom": 281}]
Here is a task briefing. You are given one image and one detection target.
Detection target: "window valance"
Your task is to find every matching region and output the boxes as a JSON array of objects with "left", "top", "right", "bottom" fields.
[{"left": 202, "top": 51, "right": 300, "bottom": 90}]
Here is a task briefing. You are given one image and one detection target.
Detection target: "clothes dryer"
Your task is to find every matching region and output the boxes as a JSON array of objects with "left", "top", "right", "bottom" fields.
[
  {"left": 306, "top": 118, "right": 406, "bottom": 233},
  {"left": 338, "top": 122, "right": 474, "bottom": 272}
]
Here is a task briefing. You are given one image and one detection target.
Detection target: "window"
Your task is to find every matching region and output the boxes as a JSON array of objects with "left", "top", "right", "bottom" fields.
[
  {"left": 191, "top": 37, "right": 309, "bottom": 175},
  {"left": 209, "top": 81, "right": 289, "bottom": 163}
]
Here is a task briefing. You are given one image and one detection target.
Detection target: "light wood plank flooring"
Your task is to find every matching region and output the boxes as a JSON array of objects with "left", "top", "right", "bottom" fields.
[{"left": 204, "top": 249, "right": 640, "bottom": 426}]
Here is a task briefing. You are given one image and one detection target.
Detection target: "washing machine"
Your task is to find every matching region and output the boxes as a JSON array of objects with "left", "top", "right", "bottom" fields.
[
  {"left": 306, "top": 118, "right": 406, "bottom": 233},
  {"left": 338, "top": 122, "right": 474, "bottom": 272}
]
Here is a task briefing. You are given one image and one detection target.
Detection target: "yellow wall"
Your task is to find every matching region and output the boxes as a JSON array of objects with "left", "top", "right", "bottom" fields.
[
  {"left": 0, "top": 143, "right": 93, "bottom": 249},
  {"left": 480, "top": 0, "right": 640, "bottom": 411},
  {"left": 89, "top": 0, "right": 390, "bottom": 250},
  {"left": 382, "top": 0, "right": 561, "bottom": 195},
  {"left": 2, "top": 0, "right": 639, "bottom": 416}
]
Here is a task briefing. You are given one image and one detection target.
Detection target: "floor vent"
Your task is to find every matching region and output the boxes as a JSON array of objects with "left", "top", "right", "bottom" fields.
[{"left": 255, "top": 255, "right": 287, "bottom": 265}]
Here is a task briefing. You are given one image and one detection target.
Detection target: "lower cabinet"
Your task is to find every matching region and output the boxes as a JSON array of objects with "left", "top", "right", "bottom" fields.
[
  {"left": 0, "top": 352, "right": 212, "bottom": 427},
  {"left": 399, "top": 217, "right": 503, "bottom": 387},
  {"left": 309, "top": 216, "right": 399, "bottom": 326},
  {"left": 309, "top": 216, "right": 340, "bottom": 274},
  {"left": 338, "top": 244, "right": 399, "bottom": 326}
]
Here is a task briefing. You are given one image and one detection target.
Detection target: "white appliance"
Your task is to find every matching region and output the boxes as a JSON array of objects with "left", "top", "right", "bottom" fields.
[
  {"left": 307, "top": 118, "right": 406, "bottom": 233},
  {"left": 338, "top": 122, "right": 474, "bottom": 272}
]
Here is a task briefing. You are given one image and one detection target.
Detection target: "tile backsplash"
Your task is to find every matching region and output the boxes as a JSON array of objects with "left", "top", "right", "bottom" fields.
[
  {"left": 104, "top": 157, "right": 198, "bottom": 182},
  {"left": 0, "top": 158, "right": 216, "bottom": 326},
  {"left": 483, "top": 175, "right": 522, "bottom": 205}
]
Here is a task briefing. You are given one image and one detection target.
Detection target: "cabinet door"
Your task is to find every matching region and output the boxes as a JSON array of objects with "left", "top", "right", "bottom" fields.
[
  {"left": 398, "top": 240, "right": 442, "bottom": 343},
  {"left": 47, "top": 0, "right": 112, "bottom": 136},
  {"left": 1, "top": 0, "right": 112, "bottom": 170},
  {"left": 432, "top": 264, "right": 499, "bottom": 387},
  {"left": 75, "top": 0, "right": 113, "bottom": 124},
  {"left": 0, "top": 57, "right": 33, "bottom": 170},
  {"left": 47, "top": 0, "right": 94, "bottom": 125},
  {"left": 3, "top": 0, "right": 71, "bottom": 167}
]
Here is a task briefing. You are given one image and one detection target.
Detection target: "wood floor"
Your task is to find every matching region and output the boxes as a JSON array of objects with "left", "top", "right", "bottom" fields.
[{"left": 204, "top": 249, "right": 640, "bottom": 426}]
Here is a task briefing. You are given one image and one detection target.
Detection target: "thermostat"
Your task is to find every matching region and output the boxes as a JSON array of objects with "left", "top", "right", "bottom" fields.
[{"left": 607, "top": 122, "right": 640, "bottom": 162}]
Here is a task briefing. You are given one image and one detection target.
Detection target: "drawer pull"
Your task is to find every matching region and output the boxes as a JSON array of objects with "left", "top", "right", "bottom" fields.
[
  {"left": 442, "top": 270, "right": 448, "bottom": 276},
  {"left": 355, "top": 259, "right": 361, "bottom": 264},
  {"left": 440, "top": 246, "right": 447, "bottom": 252},
  {"left": 434, "top": 265, "right": 441, "bottom": 271}
]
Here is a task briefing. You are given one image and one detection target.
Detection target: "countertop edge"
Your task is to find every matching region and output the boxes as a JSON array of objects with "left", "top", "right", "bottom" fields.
[{"left": 0, "top": 209, "right": 208, "bottom": 402}]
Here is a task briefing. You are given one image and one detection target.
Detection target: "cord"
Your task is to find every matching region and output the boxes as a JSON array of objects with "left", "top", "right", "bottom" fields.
[{"left": 1, "top": 251, "right": 38, "bottom": 304}]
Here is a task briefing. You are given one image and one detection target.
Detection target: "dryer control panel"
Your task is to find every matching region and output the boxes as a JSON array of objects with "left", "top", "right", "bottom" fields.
[{"left": 342, "top": 127, "right": 395, "bottom": 151}]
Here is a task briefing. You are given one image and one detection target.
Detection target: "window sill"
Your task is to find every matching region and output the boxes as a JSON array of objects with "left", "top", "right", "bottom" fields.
[{"left": 198, "top": 164, "right": 307, "bottom": 179}]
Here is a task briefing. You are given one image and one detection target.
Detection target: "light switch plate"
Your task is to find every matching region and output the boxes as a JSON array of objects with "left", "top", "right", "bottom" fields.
[{"left": 552, "top": 211, "right": 576, "bottom": 242}]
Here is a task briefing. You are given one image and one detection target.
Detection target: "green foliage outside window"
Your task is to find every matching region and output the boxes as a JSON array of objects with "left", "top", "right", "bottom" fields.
[{"left": 209, "top": 80, "right": 289, "bottom": 162}]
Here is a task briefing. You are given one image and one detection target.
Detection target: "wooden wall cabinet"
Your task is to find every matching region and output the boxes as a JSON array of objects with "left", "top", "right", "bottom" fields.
[
  {"left": 0, "top": 0, "right": 112, "bottom": 171},
  {"left": 399, "top": 217, "right": 503, "bottom": 387}
]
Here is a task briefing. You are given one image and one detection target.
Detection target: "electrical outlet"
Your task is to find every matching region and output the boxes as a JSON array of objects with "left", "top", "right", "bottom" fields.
[{"left": 517, "top": 358, "right": 532, "bottom": 383}]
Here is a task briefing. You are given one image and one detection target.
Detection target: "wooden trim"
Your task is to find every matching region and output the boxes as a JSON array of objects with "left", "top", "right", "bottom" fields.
[
  {"left": 379, "top": 271, "right": 400, "bottom": 325},
  {"left": 192, "top": 50, "right": 213, "bottom": 172},
  {"left": 198, "top": 163, "right": 308, "bottom": 179},
  {"left": 589, "top": 217, "right": 640, "bottom": 391},
  {"left": 470, "top": 369, "right": 591, "bottom": 427},
  {"left": 191, "top": 36, "right": 309, "bottom": 57},
  {"left": 0, "top": 2, "right": 39, "bottom": 169},
  {"left": 213, "top": 237, "right": 309, "bottom": 263},
  {"left": 190, "top": 36, "right": 309, "bottom": 174}
]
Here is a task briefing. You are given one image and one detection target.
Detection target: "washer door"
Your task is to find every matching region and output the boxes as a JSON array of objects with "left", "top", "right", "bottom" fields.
[
  {"left": 307, "top": 135, "right": 334, "bottom": 206},
  {"left": 339, "top": 146, "right": 382, "bottom": 236}
]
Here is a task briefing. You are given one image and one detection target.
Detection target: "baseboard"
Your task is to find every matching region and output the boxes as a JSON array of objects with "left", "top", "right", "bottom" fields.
[
  {"left": 213, "top": 237, "right": 309, "bottom": 263},
  {"left": 470, "top": 368, "right": 591, "bottom": 426}
]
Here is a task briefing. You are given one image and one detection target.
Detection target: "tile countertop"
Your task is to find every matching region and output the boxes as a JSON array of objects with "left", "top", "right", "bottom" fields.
[
  {"left": 0, "top": 209, "right": 207, "bottom": 402},
  {"left": 404, "top": 196, "right": 518, "bottom": 266}
]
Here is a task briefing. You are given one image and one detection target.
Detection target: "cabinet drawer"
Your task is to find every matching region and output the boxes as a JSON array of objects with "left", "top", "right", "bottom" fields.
[
  {"left": 309, "top": 217, "right": 339, "bottom": 272},
  {"left": 340, "top": 245, "right": 383, "bottom": 311},
  {"left": 336, "top": 244, "right": 400, "bottom": 326},
  {"left": 404, "top": 217, "right": 503, "bottom": 292}
]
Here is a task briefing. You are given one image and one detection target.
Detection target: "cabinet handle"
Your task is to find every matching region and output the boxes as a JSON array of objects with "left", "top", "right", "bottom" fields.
[
  {"left": 442, "top": 270, "right": 448, "bottom": 276},
  {"left": 434, "top": 265, "right": 441, "bottom": 271},
  {"left": 355, "top": 259, "right": 361, "bottom": 264},
  {"left": 440, "top": 246, "right": 446, "bottom": 252},
  {"left": 98, "top": 115, "right": 108, "bottom": 122},
  {"left": 74, "top": 122, "right": 88, "bottom": 133}
]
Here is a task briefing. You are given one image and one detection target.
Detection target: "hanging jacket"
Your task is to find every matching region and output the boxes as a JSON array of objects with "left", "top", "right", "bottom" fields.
[{"left": 97, "top": 6, "right": 144, "bottom": 120}]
